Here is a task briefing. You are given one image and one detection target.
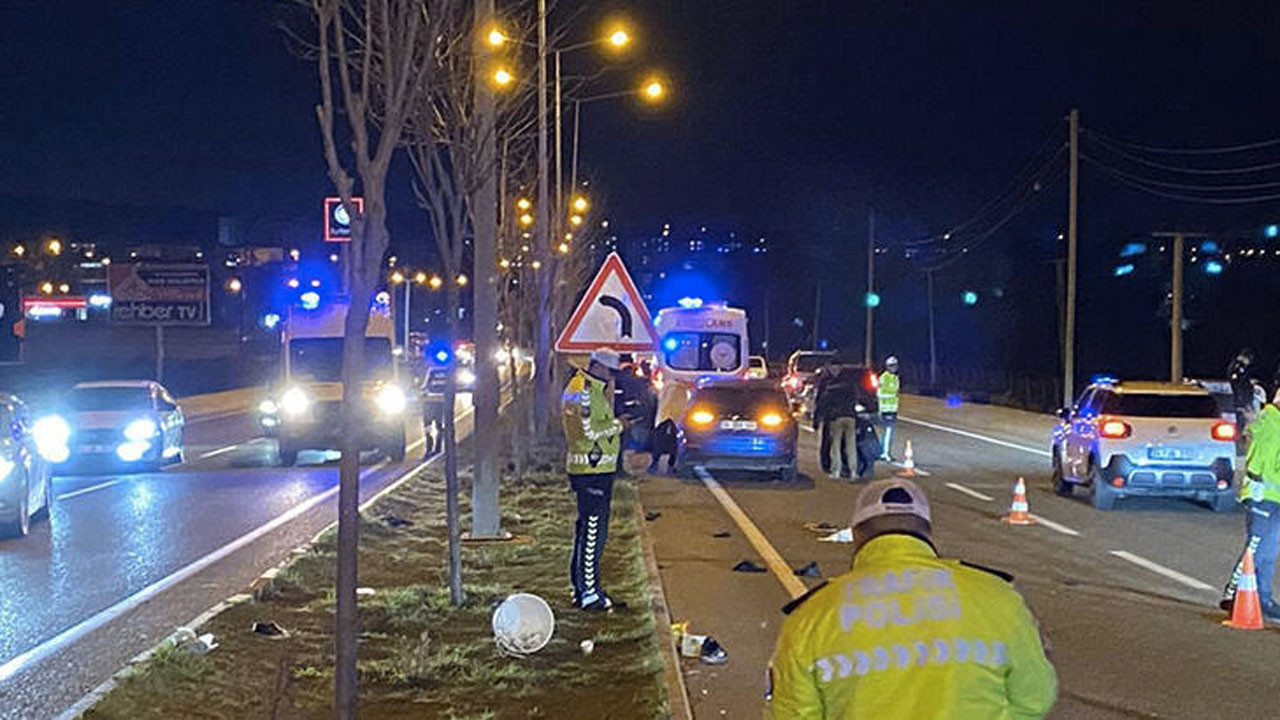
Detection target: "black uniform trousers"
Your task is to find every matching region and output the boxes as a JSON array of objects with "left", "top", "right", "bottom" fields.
[{"left": 569, "top": 472, "right": 615, "bottom": 604}]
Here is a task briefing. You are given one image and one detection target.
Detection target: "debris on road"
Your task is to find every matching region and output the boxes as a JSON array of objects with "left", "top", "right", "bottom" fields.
[
  {"left": 645, "top": 510, "right": 663, "bottom": 521},
  {"left": 380, "top": 514, "right": 413, "bottom": 527},
  {"left": 700, "top": 637, "right": 729, "bottom": 665},
  {"left": 804, "top": 521, "right": 842, "bottom": 534},
  {"left": 817, "top": 527, "right": 853, "bottom": 543},
  {"left": 356, "top": 587, "right": 377, "bottom": 597},
  {"left": 250, "top": 621, "right": 289, "bottom": 639},
  {"left": 712, "top": 531, "right": 731, "bottom": 538},
  {"left": 732, "top": 560, "right": 767, "bottom": 573},
  {"left": 580, "top": 639, "right": 596, "bottom": 655},
  {"left": 492, "top": 593, "right": 555, "bottom": 656},
  {"left": 793, "top": 561, "right": 822, "bottom": 578},
  {"left": 170, "top": 627, "right": 219, "bottom": 655}
]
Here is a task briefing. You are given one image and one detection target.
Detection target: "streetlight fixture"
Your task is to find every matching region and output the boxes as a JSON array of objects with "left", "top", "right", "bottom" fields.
[
  {"left": 492, "top": 67, "right": 514, "bottom": 87},
  {"left": 516, "top": 197, "right": 532, "bottom": 211},
  {"left": 12, "top": 245, "right": 25, "bottom": 258},
  {"left": 608, "top": 28, "right": 631, "bottom": 48},
  {"left": 428, "top": 275, "right": 444, "bottom": 290},
  {"left": 40, "top": 281, "right": 53, "bottom": 295},
  {"left": 557, "top": 242, "right": 570, "bottom": 254},
  {"left": 390, "top": 270, "right": 406, "bottom": 285},
  {"left": 59, "top": 283, "right": 70, "bottom": 294},
  {"left": 487, "top": 27, "right": 507, "bottom": 47},
  {"left": 519, "top": 212, "right": 535, "bottom": 227},
  {"left": 569, "top": 214, "right": 583, "bottom": 227},
  {"left": 572, "top": 196, "right": 589, "bottom": 213},
  {"left": 456, "top": 274, "right": 469, "bottom": 287},
  {"left": 47, "top": 238, "right": 62, "bottom": 256},
  {"left": 643, "top": 78, "right": 666, "bottom": 101},
  {"left": 414, "top": 271, "right": 428, "bottom": 285},
  {"left": 227, "top": 278, "right": 243, "bottom": 293}
]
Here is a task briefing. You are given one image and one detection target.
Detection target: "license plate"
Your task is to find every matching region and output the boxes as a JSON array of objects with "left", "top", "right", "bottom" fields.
[
  {"left": 80, "top": 444, "right": 110, "bottom": 454},
  {"left": 1148, "top": 446, "right": 1194, "bottom": 460},
  {"left": 720, "top": 420, "right": 758, "bottom": 431}
]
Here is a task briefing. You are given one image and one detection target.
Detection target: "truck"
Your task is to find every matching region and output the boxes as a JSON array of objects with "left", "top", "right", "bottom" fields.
[{"left": 259, "top": 296, "right": 409, "bottom": 465}]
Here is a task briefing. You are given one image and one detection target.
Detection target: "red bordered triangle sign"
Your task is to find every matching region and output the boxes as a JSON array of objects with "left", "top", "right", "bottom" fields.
[{"left": 556, "top": 252, "right": 658, "bottom": 353}]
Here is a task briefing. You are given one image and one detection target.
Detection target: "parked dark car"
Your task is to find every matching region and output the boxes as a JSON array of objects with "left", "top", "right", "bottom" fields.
[{"left": 674, "top": 379, "right": 798, "bottom": 480}]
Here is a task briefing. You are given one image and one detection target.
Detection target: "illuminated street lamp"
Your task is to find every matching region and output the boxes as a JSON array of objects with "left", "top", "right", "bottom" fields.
[
  {"left": 572, "top": 196, "right": 589, "bottom": 213},
  {"left": 608, "top": 29, "right": 630, "bottom": 48},
  {"left": 390, "top": 270, "right": 406, "bottom": 285},
  {"left": 414, "top": 271, "right": 428, "bottom": 285},
  {"left": 487, "top": 27, "right": 507, "bottom": 47},
  {"left": 226, "top": 278, "right": 243, "bottom": 293},
  {"left": 569, "top": 214, "right": 583, "bottom": 227},
  {"left": 12, "top": 244, "right": 25, "bottom": 258},
  {"left": 516, "top": 197, "right": 532, "bottom": 211},
  {"left": 428, "top": 275, "right": 444, "bottom": 290},
  {"left": 492, "top": 67, "right": 514, "bottom": 87},
  {"left": 47, "top": 238, "right": 62, "bottom": 256},
  {"left": 456, "top": 274, "right": 469, "bottom": 287},
  {"left": 519, "top": 212, "right": 535, "bottom": 227},
  {"left": 59, "top": 283, "right": 70, "bottom": 294},
  {"left": 40, "top": 281, "right": 53, "bottom": 295},
  {"left": 557, "top": 242, "right": 570, "bottom": 254},
  {"left": 642, "top": 78, "right": 666, "bottom": 101}
]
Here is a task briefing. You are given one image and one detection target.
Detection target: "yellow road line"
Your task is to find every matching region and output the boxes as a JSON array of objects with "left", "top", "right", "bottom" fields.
[{"left": 694, "top": 467, "right": 808, "bottom": 599}]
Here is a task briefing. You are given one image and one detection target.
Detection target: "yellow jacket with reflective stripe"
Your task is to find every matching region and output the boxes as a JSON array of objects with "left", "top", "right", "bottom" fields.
[
  {"left": 1242, "top": 403, "right": 1280, "bottom": 504},
  {"left": 877, "top": 371, "right": 900, "bottom": 413},
  {"left": 562, "top": 369, "right": 622, "bottom": 475},
  {"left": 767, "top": 535, "right": 1057, "bottom": 720}
]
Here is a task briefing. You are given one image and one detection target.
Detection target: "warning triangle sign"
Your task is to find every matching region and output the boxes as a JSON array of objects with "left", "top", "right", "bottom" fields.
[{"left": 556, "top": 252, "right": 658, "bottom": 353}]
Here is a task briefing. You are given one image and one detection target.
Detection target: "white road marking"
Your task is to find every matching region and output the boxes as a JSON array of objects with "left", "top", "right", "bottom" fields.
[
  {"left": 1109, "top": 550, "right": 1215, "bottom": 592},
  {"left": 799, "top": 424, "right": 815, "bottom": 434},
  {"left": 694, "top": 467, "right": 808, "bottom": 599},
  {"left": 0, "top": 424, "right": 444, "bottom": 684},
  {"left": 945, "top": 482, "right": 995, "bottom": 502},
  {"left": 56, "top": 479, "right": 126, "bottom": 502},
  {"left": 898, "top": 416, "right": 1051, "bottom": 457},
  {"left": 1028, "top": 514, "right": 1081, "bottom": 536},
  {"left": 198, "top": 443, "right": 242, "bottom": 459}
]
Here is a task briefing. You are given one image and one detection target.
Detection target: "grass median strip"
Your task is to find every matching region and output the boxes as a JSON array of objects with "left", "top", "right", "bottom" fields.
[{"left": 82, "top": 441, "right": 669, "bottom": 719}]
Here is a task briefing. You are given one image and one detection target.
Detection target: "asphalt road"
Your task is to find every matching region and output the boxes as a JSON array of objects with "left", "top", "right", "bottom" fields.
[
  {"left": 641, "top": 394, "right": 1280, "bottom": 719},
  {"left": 0, "top": 400, "right": 472, "bottom": 720}
]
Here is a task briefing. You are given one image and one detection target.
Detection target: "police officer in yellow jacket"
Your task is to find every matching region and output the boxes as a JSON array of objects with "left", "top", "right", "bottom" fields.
[
  {"left": 563, "top": 349, "right": 624, "bottom": 611},
  {"left": 768, "top": 478, "right": 1057, "bottom": 719}
]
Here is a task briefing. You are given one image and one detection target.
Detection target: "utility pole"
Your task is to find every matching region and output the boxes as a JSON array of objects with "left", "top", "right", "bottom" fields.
[
  {"left": 812, "top": 280, "right": 822, "bottom": 351},
  {"left": 1063, "top": 108, "right": 1079, "bottom": 408},
  {"left": 533, "top": 0, "right": 552, "bottom": 428},
  {"left": 927, "top": 269, "right": 937, "bottom": 388},
  {"left": 471, "top": 0, "right": 502, "bottom": 540},
  {"left": 865, "top": 209, "right": 875, "bottom": 366},
  {"left": 1170, "top": 232, "right": 1184, "bottom": 382}
]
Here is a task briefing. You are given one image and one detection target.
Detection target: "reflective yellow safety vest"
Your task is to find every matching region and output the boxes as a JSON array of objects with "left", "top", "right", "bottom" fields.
[
  {"left": 768, "top": 535, "right": 1057, "bottom": 719},
  {"left": 878, "top": 371, "right": 900, "bottom": 413},
  {"left": 1243, "top": 404, "right": 1280, "bottom": 504},
  {"left": 562, "top": 369, "right": 622, "bottom": 475}
]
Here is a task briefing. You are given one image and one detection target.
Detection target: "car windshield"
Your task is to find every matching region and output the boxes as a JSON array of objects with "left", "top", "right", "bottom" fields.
[
  {"left": 1103, "top": 392, "right": 1219, "bottom": 418},
  {"left": 70, "top": 387, "right": 152, "bottom": 411},
  {"left": 694, "top": 386, "right": 788, "bottom": 414},
  {"left": 664, "top": 332, "right": 742, "bottom": 372},
  {"left": 290, "top": 337, "right": 393, "bottom": 382},
  {"left": 793, "top": 355, "right": 832, "bottom": 374}
]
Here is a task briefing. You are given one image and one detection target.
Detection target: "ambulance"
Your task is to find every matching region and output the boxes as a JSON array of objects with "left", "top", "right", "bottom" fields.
[{"left": 652, "top": 300, "right": 750, "bottom": 427}]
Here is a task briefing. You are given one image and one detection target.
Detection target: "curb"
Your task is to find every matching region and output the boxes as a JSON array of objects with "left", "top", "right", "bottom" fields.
[{"left": 635, "top": 493, "right": 695, "bottom": 720}]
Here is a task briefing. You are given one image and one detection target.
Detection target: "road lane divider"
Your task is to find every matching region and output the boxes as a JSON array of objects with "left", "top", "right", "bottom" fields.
[
  {"left": 694, "top": 467, "right": 808, "bottom": 599},
  {"left": 1027, "top": 514, "right": 1080, "bottom": 537},
  {"left": 1109, "top": 550, "right": 1215, "bottom": 593},
  {"left": 944, "top": 482, "right": 995, "bottom": 502},
  {"left": 56, "top": 478, "right": 127, "bottom": 502},
  {"left": 198, "top": 443, "right": 243, "bottom": 459},
  {"left": 898, "top": 416, "right": 1051, "bottom": 458}
]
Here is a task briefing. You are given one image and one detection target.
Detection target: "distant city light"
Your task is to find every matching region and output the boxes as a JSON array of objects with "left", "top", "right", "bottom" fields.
[
  {"left": 1205, "top": 259, "right": 1224, "bottom": 275},
  {"left": 310, "top": 279, "right": 321, "bottom": 288},
  {"left": 88, "top": 294, "right": 113, "bottom": 308},
  {"left": 865, "top": 291, "right": 881, "bottom": 308},
  {"left": 1266, "top": 224, "right": 1279, "bottom": 239},
  {"left": 287, "top": 278, "right": 300, "bottom": 289},
  {"left": 1119, "top": 242, "right": 1147, "bottom": 258},
  {"left": 960, "top": 290, "right": 978, "bottom": 306},
  {"left": 289, "top": 248, "right": 300, "bottom": 261},
  {"left": 262, "top": 312, "right": 282, "bottom": 330},
  {"left": 1200, "top": 240, "right": 1219, "bottom": 253},
  {"left": 226, "top": 278, "right": 243, "bottom": 293},
  {"left": 329, "top": 253, "right": 339, "bottom": 263},
  {"left": 299, "top": 291, "right": 321, "bottom": 310},
  {"left": 1113, "top": 263, "right": 1135, "bottom": 277}
]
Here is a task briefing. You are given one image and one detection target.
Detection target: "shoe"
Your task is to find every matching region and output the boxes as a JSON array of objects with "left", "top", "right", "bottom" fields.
[
  {"left": 828, "top": 472, "right": 841, "bottom": 480},
  {"left": 1262, "top": 600, "right": 1280, "bottom": 622},
  {"left": 1219, "top": 597, "right": 1234, "bottom": 613},
  {"left": 646, "top": 461, "right": 660, "bottom": 475},
  {"left": 577, "top": 593, "right": 615, "bottom": 611}
]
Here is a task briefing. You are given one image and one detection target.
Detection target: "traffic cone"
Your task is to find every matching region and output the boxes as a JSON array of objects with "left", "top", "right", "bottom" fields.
[
  {"left": 896, "top": 440, "right": 919, "bottom": 477},
  {"left": 1001, "top": 477, "right": 1036, "bottom": 525},
  {"left": 1223, "top": 549, "right": 1264, "bottom": 630}
]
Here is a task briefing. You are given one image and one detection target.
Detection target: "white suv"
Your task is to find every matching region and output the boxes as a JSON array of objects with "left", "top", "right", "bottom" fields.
[{"left": 1051, "top": 380, "right": 1237, "bottom": 511}]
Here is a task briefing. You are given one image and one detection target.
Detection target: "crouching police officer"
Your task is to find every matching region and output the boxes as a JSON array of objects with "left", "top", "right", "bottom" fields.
[
  {"left": 767, "top": 478, "right": 1057, "bottom": 719},
  {"left": 563, "top": 349, "right": 624, "bottom": 611}
]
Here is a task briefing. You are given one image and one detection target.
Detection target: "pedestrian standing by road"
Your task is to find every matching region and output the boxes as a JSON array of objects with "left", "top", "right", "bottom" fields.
[
  {"left": 767, "top": 478, "right": 1058, "bottom": 719},
  {"left": 814, "top": 363, "right": 859, "bottom": 480},
  {"left": 1220, "top": 387, "right": 1280, "bottom": 621},
  {"left": 562, "top": 349, "right": 625, "bottom": 611},
  {"left": 1228, "top": 348, "right": 1258, "bottom": 431},
  {"left": 877, "top": 355, "right": 901, "bottom": 462}
]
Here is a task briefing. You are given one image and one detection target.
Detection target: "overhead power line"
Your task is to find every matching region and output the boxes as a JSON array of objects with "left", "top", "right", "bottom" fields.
[
  {"left": 1083, "top": 155, "right": 1280, "bottom": 205},
  {"left": 1083, "top": 129, "right": 1280, "bottom": 176},
  {"left": 1082, "top": 127, "right": 1280, "bottom": 155}
]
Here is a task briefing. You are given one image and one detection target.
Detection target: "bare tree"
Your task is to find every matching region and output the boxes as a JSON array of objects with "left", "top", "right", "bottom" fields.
[{"left": 306, "top": 1, "right": 438, "bottom": 714}]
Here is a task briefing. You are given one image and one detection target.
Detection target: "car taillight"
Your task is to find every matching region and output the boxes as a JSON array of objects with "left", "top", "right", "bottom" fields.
[
  {"left": 1212, "top": 421, "right": 1238, "bottom": 442},
  {"left": 689, "top": 409, "right": 716, "bottom": 426},
  {"left": 783, "top": 375, "right": 802, "bottom": 392},
  {"left": 1098, "top": 417, "right": 1131, "bottom": 439},
  {"left": 866, "top": 371, "right": 879, "bottom": 391}
]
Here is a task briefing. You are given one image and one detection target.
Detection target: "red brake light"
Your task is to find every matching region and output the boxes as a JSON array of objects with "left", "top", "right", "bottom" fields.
[
  {"left": 1212, "top": 421, "right": 1238, "bottom": 442},
  {"left": 866, "top": 371, "right": 879, "bottom": 391},
  {"left": 783, "top": 375, "right": 802, "bottom": 391},
  {"left": 1098, "top": 418, "right": 1131, "bottom": 439}
]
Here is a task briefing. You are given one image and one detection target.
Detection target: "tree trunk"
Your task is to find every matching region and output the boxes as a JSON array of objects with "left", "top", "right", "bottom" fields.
[{"left": 443, "top": 282, "right": 464, "bottom": 606}]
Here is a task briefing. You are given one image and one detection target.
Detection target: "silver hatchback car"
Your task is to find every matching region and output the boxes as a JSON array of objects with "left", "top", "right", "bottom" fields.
[{"left": 1051, "top": 380, "right": 1237, "bottom": 511}]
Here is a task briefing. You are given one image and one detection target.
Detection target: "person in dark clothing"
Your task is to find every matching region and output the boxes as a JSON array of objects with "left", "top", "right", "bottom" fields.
[
  {"left": 813, "top": 362, "right": 848, "bottom": 476},
  {"left": 1229, "top": 349, "right": 1259, "bottom": 435},
  {"left": 815, "top": 364, "right": 862, "bottom": 479}
]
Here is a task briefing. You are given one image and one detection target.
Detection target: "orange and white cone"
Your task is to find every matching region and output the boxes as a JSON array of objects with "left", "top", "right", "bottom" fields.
[
  {"left": 1224, "top": 548, "right": 1265, "bottom": 630},
  {"left": 1001, "top": 477, "right": 1036, "bottom": 525},
  {"left": 896, "top": 440, "right": 919, "bottom": 477}
]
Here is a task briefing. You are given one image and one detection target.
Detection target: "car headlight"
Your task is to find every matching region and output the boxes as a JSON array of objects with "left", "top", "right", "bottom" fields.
[
  {"left": 457, "top": 369, "right": 476, "bottom": 387},
  {"left": 124, "top": 418, "right": 159, "bottom": 441},
  {"left": 855, "top": 403, "right": 866, "bottom": 413},
  {"left": 375, "top": 385, "right": 407, "bottom": 415},
  {"left": 759, "top": 412, "right": 785, "bottom": 429},
  {"left": 33, "top": 415, "right": 71, "bottom": 462},
  {"left": 280, "top": 387, "right": 311, "bottom": 416},
  {"left": 258, "top": 399, "right": 279, "bottom": 415}
]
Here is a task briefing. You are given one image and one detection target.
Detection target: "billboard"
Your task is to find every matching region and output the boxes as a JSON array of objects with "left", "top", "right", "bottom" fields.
[
  {"left": 108, "top": 263, "right": 210, "bottom": 326},
  {"left": 324, "top": 196, "right": 363, "bottom": 242}
]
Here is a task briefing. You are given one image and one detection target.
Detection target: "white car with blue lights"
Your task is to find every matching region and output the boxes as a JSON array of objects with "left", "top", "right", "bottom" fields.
[
  {"left": 1051, "top": 378, "right": 1236, "bottom": 511},
  {"left": 49, "top": 380, "right": 186, "bottom": 472}
]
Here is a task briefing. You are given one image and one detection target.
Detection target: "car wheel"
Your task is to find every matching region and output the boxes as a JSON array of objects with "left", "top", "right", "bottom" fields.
[
  {"left": 1212, "top": 491, "right": 1239, "bottom": 513},
  {"left": 1051, "top": 447, "right": 1073, "bottom": 497},
  {"left": 31, "top": 469, "right": 52, "bottom": 521},
  {"left": 0, "top": 474, "right": 31, "bottom": 538},
  {"left": 278, "top": 444, "right": 299, "bottom": 467},
  {"left": 382, "top": 434, "right": 407, "bottom": 463},
  {"left": 1089, "top": 459, "right": 1117, "bottom": 511},
  {"left": 779, "top": 458, "right": 798, "bottom": 483}
]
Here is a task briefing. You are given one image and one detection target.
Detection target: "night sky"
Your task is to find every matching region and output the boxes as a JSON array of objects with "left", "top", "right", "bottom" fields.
[{"left": 5, "top": 1, "right": 1280, "bottom": 381}]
